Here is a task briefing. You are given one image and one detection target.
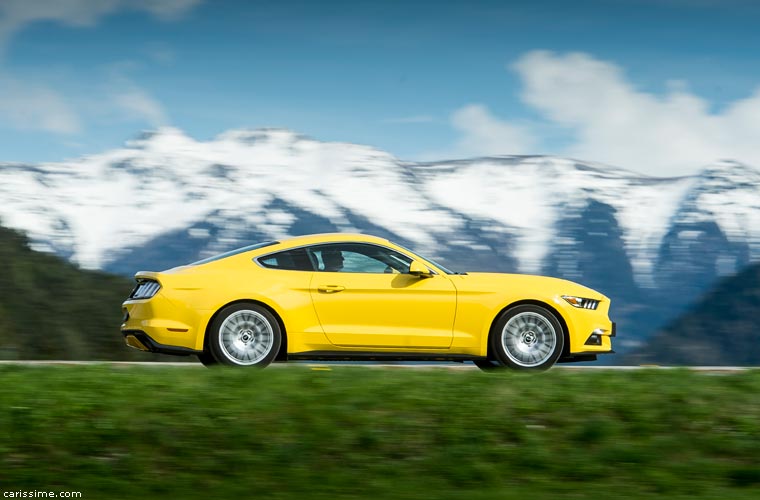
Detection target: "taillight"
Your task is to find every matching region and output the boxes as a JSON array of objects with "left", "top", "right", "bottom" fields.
[{"left": 129, "top": 280, "right": 161, "bottom": 300}]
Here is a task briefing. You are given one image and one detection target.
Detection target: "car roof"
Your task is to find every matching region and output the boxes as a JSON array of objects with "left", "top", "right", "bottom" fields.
[{"left": 274, "top": 233, "right": 394, "bottom": 248}]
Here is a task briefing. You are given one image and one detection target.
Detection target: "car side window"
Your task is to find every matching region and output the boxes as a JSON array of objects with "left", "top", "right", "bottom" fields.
[
  {"left": 310, "top": 243, "right": 412, "bottom": 274},
  {"left": 257, "top": 248, "right": 315, "bottom": 271}
]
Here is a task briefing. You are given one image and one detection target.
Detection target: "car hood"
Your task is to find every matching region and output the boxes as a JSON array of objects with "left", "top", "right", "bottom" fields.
[{"left": 451, "top": 272, "right": 608, "bottom": 300}]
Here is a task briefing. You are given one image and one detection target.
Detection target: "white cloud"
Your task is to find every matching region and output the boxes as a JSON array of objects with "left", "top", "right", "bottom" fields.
[
  {"left": 134, "top": 0, "right": 204, "bottom": 20},
  {"left": 0, "top": 0, "right": 202, "bottom": 50},
  {"left": 145, "top": 43, "right": 176, "bottom": 64},
  {"left": 0, "top": 75, "right": 82, "bottom": 134},
  {"left": 448, "top": 104, "right": 536, "bottom": 158},
  {"left": 448, "top": 51, "right": 760, "bottom": 176},
  {"left": 383, "top": 115, "right": 435, "bottom": 124},
  {"left": 513, "top": 50, "right": 744, "bottom": 176},
  {"left": 0, "top": 1, "right": 196, "bottom": 134},
  {"left": 104, "top": 63, "right": 170, "bottom": 127},
  {"left": 0, "top": 70, "right": 168, "bottom": 136},
  {"left": 112, "top": 86, "right": 168, "bottom": 126}
]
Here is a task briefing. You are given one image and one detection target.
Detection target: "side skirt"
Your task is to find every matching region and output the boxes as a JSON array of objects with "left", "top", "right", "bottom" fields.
[{"left": 287, "top": 351, "right": 484, "bottom": 363}]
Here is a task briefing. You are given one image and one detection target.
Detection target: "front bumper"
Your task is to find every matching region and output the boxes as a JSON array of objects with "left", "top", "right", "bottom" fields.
[{"left": 559, "top": 297, "right": 616, "bottom": 355}]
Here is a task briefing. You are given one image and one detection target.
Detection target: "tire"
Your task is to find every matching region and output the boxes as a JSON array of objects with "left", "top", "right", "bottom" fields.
[
  {"left": 197, "top": 351, "right": 218, "bottom": 367},
  {"left": 207, "top": 302, "right": 282, "bottom": 367},
  {"left": 490, "top": 305, "right": 564, "bottom": 371},
  {"left": 473, "top": 359, "right": 502, "bottom": 371}
]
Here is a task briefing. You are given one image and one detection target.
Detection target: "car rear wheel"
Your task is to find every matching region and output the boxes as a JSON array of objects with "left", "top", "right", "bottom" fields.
[
  {"left": 490, "top": 305, "right": 564, "bottom": 371},
  {"left": 208, "top": 302, "right": 282, "bottom": 367}
]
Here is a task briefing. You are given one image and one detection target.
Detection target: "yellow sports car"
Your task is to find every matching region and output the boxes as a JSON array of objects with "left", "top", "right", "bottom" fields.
[{"left": 121, "top": 233, "right": 614, "bottom": 370}]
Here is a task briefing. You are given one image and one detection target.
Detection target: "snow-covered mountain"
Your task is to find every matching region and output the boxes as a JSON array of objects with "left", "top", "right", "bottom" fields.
[{"left": 2, "top": 127, "right": 759, "bottom": 349}]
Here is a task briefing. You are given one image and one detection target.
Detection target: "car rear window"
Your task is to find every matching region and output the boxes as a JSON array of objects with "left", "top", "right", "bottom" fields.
[
  {"left": 257, "top": 248, "right": 315, "bottom": 271},
  {"left": 191, "top": 241, "right": 279, "bottom": 265}
]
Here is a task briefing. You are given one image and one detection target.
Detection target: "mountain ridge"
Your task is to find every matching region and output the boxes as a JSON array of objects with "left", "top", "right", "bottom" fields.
[
  {"left": 626, "top": 261, "right": 760, "bottom": 365},
  {"left": 1, "top": 127, "right": 759, "bottom": 350}
]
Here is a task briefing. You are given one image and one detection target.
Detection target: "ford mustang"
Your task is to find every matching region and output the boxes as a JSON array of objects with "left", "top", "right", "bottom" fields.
[{"left": 121, "top": 233, "right": 615, "bottom": 370}]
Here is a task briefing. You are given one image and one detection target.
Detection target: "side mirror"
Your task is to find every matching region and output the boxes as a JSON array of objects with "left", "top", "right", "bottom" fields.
[{"left": 408, "top": 260, "right": 432, "bottom": 278}]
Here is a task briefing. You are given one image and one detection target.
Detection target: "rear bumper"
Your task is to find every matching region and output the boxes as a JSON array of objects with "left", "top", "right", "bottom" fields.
[
  {"left": 122, "top": 330, "right": 202, "bottom": 356},
  {"left": 121, "top": 292, "right": 209, "bottom": 352}
]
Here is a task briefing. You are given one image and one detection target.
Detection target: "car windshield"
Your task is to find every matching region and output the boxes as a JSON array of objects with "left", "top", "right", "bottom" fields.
[
  {"left": 191, "top": 241, "right": 279, "bottom": 265},
  {"left": 393, "top": 243, "right": 459, "bottom": 275}
]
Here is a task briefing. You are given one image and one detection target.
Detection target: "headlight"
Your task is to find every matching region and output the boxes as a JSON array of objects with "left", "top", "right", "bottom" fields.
[{"left": 562, "top": 295, "right": 600, "bottom": 310}]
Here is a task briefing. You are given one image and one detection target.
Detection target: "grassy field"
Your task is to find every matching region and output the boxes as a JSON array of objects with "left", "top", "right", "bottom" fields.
[{"left": 1, "top": 365, "right": 759, "bottom": 499}]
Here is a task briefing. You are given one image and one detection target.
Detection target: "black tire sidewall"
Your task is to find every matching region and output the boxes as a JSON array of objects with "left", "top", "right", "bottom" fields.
[
  {"left": 490, "top": 305, "right": 564, "bottom": 371},
  {"left": 208, "top": 302, "right": 281, "bottom": 367},
  {"left": 473, "top": 359, "right": 501, "bottom": 371},
  {"left": 197, "top": 351, "right": 219, "bottom": 367}
]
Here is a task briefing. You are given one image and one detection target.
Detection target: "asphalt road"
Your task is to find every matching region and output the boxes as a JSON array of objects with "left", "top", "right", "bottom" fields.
[{"left": 0, "top": 360, "right": 752, "bottom": 372}]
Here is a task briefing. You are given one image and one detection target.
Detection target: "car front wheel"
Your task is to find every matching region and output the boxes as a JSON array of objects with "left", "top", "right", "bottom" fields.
[
  {"left": 473, "top": 359, "right": 501, "bottom": 371},
  {"left": 207, "top": 302, "right": 282, "bottom": 367},
  {"left": 197, "top": 351, "right": 218, "bottom": 367},
  {"left": 490, "top": 305, "right": 564, "bottom": 371}
]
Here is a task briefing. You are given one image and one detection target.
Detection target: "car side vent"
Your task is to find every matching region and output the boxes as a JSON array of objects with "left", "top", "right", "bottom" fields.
[{"left": 129, "top": 280, "right": 161, "bottom": 300}]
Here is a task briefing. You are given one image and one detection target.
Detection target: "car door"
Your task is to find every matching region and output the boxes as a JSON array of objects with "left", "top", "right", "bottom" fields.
[
  {"left": 255, "top": 246, "right": 322, "bottom": 335},
  {"left": 308, "top": 243, "right": 456, "bottom": 348}
]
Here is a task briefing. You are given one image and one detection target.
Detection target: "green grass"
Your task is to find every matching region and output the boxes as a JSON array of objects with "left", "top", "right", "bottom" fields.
[{"left": 1, "top": 366, "right": 759, "bottom": 499}]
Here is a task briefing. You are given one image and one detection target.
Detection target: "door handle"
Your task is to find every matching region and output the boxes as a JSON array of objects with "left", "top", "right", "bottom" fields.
[{"left": 317, "top": 285, "right": 345, "bottom": 293}]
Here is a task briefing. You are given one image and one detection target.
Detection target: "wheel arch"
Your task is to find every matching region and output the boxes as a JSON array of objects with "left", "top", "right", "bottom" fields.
[
  {"left": 203, "top": 298, "right": 288, "bottom": 362},
  {"left": 486, "top": 299, "right": 570, "bottom": 361}
]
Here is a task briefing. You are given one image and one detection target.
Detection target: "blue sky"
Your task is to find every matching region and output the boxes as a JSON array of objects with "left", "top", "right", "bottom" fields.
[{"left": 3, "top": 0, "right": 760, "bottom": 175}]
